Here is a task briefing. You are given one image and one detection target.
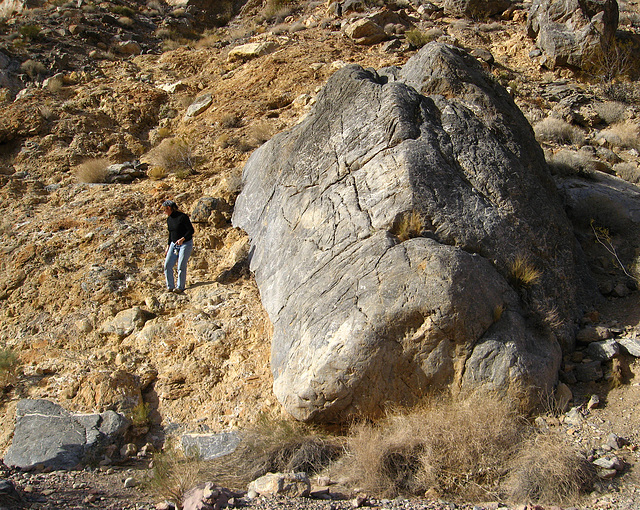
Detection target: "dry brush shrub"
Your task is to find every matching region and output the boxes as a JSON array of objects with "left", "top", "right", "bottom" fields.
[
  {"left": 614, "top": 162, "right": 640, "bottom": 184},
  {"left": 391, "top": 210, "right": 424, "bottom": 241},
  {"left": 74, "top": 158, "right": 110, "bottom": 183},
  {"left": 405, "top": 28, "right": 442, "bottom": 48},
  {"left": 201, "top": 418, "right": 344, "bottom": 490},
  {"left": 263, "top": 0, "right": 297, "bottom": 22},
  {"left": 534, "top": 117, "right": 585, "bottom": 146},
  {"left": 597, "top": 121, "right": 640, "bottom": 150},
  {"left": 504, "top": 432, "right": 595, "bottom": 505},
  {"left": 0, "top": 347, "right": 19, "bottom": 390},
  {"left": 144, "top": 137, "right": 195, "bottom": 175},
  {"left": 545, "top": 149, "right": 597, "bottom": 178},
  {"left": 508, "top": 255, "right": 541, "bottom": 288},
  {"left": 337, "top": 393, "right": 525, "bottom": 500},
  {"left": 593, "top": 101, "right": 627, "bottom": 125},
  {"left": 146, "top": 443, "right": 206, "bottom": 505}
]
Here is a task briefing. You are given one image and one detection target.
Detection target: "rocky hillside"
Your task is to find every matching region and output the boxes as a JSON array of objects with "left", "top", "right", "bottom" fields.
[{"left": 1, "top": 0, "right": 640, "bottom": 480}]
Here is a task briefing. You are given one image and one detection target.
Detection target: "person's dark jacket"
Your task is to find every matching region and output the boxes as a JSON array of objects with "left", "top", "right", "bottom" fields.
[{"left": 167, "top": 211, "right": 194, "bottom": 245}]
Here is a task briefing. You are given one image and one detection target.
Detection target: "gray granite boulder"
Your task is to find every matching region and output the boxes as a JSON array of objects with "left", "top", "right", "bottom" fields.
[
  {"left": 3, "top": 399, "right": 130, "bottom": 470},
  {"left": 527, "top": 0, "right": 619, "bottom": 69},
  {"left": 233, "top": 43, "right": 585, "bottom": 423}
]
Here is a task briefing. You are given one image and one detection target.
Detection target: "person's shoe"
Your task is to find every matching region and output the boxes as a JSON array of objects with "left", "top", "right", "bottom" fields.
[
  {"left": 165, "top": 288, "right": 174, "bottom": 294},
  {"left": 173, "top": 288, "right": 185, "bottom": 294}
]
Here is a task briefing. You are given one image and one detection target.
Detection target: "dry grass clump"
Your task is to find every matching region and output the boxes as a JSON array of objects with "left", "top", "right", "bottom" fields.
[
  {"left": 405, "top": 28, "right": 442, "bottom": 48},
  {"left": 146, "top": 443, "right": 206, "bottom": 505},
  {"left": 593, "top": 101, "right": 627, "bottom": 125},
  {"left": 144, "top": 137, "right": 195, "bottom": 174},
  {"left": 614, "top": 162, "right": 640, "bottom": 184},
  {"left": 534, "top": 117, "right": 585, "bottom": 146},
  {"left": 337, "top": 393, "right": 524, "bottom": 499},
  {"left": 597, "top": 121, "right": 640, "bottom": 150},
  {"left": 508, "top": 255, "right": 541, "bottom": 288},
  {"left": 202, "top": 419, "right": 343, "bottom": 490},
  {"left": 263, "top": 0, "right": 297, "bottom": 22},
  {"left": 20, "top": 59, "right": 46, "bottom": 79},
  {"left": 391, "top": 210, "right": 424, "bottom": 242},
  {"left": 74, "top": 158, "right": 110, "bottom": 183},
  {"left": 504, "top": 433, "right": 595, "bottom": 505},
  {"left": 147, "top": 166, "right": 167, "bottom": 180},
  {"left": 0, "top": 347, "right": 19, "bottom": 390},
  {"left": 546, "top": 149, "right": 597, "bottom": 178}
]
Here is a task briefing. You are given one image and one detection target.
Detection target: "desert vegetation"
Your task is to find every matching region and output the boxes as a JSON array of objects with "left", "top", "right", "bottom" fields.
[{"left": 145, "top": 393, "right": 596, "bottom": 507}]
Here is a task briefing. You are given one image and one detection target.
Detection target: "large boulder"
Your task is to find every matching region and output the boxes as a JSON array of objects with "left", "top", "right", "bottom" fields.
[
  {"left": 3, "top": 399, "right": 130, "bottom": 470},
  {"left": 233, "top": 43, "right": 587, "bottom": 423},
  {"left": 527, "top": 0, "right": 619, "bottom": 69}
]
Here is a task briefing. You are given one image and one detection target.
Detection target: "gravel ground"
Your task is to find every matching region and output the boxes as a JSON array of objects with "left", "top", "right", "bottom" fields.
[{"left": 2, "top": 462, "right": 639, "bottom": 510}]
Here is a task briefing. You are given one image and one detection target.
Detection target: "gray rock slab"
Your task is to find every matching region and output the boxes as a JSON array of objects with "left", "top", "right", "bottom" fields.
[
  {"left": 3, "top": 399, "right": 130, "bottom": 470},
  {"left": 618, "top": 337, "right": 640, "bottom": 357},
  {"left": 587, "top": 339, "right": 620, "bottom": 360},
  {"left": 181, "top": 431, "right": 241, "bottom": 461}
]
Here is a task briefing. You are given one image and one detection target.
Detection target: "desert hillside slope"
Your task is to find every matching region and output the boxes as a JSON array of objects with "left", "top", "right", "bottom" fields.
[{"left": 1, "top": 0, "right": 640, "bottom": 507}]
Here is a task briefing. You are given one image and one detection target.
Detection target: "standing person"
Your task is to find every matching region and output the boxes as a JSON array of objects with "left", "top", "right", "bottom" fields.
[{"left": 162, "top": 199, "right": 194, "bottom": 293}]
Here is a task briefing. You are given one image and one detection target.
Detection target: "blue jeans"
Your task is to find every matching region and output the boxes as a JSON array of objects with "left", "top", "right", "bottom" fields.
[{"left": 164, "top": 240, "right": 193, "bottom": 290}]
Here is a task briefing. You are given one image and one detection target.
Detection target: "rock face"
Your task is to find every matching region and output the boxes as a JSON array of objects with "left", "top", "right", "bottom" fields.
[
  {"left": 527, "top": 0, "right": 619, "bottom": 69},
  {"left": 233, "top": 42, "right": 585, "bottom": 423},
  {"left": 443, "top": 0, "right": 512, "bottom": 19},
  {"left": 3, "top": 399, "right": 130, "bottom": 470}
]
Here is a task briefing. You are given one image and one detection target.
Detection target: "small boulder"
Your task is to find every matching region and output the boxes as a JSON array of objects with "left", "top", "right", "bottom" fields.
[
  {"left": 100, "top": 306, "right": 154, "bottom": 339},
  {"left": 617, "top": 337, "right": 640, "bottom": 357},
  {"left": 227, "top": 42, "right": 278, "bottom": 62},
  {"left": 586, "top": 339, "right": 620, "bottom": 360},
  {"left": 248, "top": 472, "right": 310, "bottom": 497},
  {"left": 185, "top": 94, "right": 213, "bottom": 118},
  {"left": 344, "top": 18, "right": 387, "bottom": 45},
  {"left": 3, "top": 399, "right": 130, "bottom": 470}
]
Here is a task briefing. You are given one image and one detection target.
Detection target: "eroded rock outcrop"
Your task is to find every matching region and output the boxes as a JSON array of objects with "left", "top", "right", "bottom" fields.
[
  {"left": 233, "top": 42, "right": 586, "bottom": 423},
  {"left": 527, "top": 0, "right": 619, "bottom": 69}
]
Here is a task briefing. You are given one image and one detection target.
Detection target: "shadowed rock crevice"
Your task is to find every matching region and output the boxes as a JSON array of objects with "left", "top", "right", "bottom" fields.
[{"left": 233, "top": 42, "right": 589, "bottom": 423}]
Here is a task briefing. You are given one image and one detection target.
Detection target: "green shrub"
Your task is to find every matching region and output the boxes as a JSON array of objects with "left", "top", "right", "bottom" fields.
[
  {"left": 0, "top": 348, "right": 18, "bottom": 388},
  {"left": 405, "top": 28, "right": 441, "bottom": 48},
  {"left": 110, "top": 4, "right": 136, "bottom": 17},
  {"left": 19, "top": 24, "right": 41, "bottom": 40}
]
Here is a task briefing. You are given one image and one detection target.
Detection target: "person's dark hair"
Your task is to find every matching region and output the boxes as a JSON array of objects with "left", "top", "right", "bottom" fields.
[{"left": 162, "top": 200, "right": 178, "bottom": 211}]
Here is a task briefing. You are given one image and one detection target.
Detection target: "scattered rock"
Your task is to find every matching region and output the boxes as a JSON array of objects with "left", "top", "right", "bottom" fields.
[
  {"left": 618, "top": 337, "right": 640, "bottom": 357},
  {"left": 247, "top": 472, "right": 311, "bottom": 497},
  {"left": 181, "top": 431, "right": 241, "bottom": 460},
  {"left": 227, "top": 42, "right": 278, "bottom": 62},
  {"left": 587, "top": 339, "right": 620, "bottom": 360},
  {"left": 185, "top": 94, "right": 213, "bottom": 118}
]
